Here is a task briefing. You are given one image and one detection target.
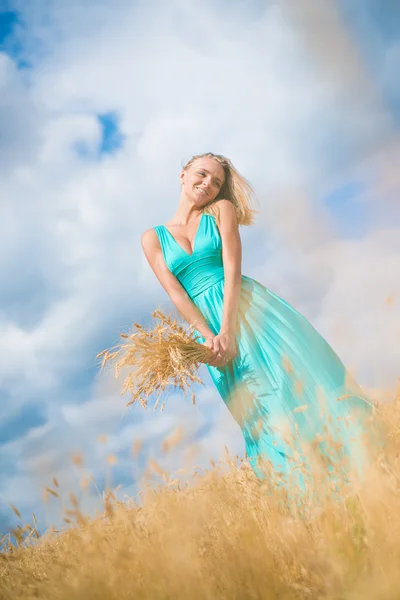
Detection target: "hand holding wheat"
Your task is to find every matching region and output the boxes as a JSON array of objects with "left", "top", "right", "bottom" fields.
[{"left": 96, "top": 309, "right": 215, "bottom": 410}]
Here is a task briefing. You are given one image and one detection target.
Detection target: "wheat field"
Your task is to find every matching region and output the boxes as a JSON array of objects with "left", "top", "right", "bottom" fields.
[{"left": 0, "top": 387, "right": 399, "bottom": 600}]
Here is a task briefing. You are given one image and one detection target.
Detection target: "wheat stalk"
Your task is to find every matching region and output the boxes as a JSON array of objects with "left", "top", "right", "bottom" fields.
[{"left": 97, "top": 309, "right": 214, "bottom": 409}]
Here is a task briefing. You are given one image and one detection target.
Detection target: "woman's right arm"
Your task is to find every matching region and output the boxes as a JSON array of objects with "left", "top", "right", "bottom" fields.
[{"left": 141, "top": 229, "right": 216, "bottom": 343}]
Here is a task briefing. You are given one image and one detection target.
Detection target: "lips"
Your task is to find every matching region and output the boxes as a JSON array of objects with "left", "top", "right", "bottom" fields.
[{"left": 196, "top": 187, "right": 208, "bottom": 196}]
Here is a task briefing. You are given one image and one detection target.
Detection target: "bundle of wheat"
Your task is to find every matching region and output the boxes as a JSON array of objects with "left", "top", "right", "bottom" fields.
[{"left": 97, "top": 309, "right": 214, "bottom": 410}]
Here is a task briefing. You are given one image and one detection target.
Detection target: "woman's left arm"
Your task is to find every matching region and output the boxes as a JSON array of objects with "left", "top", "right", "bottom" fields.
[{"left": 209, "top": 199, "right": 242, "bottom": 367}]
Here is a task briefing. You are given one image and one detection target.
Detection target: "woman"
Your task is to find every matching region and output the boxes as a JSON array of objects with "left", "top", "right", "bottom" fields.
[{"left": 142, "top": 152, "right": 374, "bottom": 491}]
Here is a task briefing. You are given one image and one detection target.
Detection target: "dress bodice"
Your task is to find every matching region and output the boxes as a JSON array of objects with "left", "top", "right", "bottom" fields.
[{"left": 153, "top": 213, "right": 225, "bottom": 299}]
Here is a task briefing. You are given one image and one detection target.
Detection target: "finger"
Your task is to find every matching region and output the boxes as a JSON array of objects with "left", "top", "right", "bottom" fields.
[
  {"left": 209, "top": 355, "right": 223, "bottom": 367},
  {"left": 213, "top": 341, "right": 221, "bottom": 355},
  {"left": 208, "top": 352, "right": 219, "bottom": 365},
  {"left": 216, "top": 355, "right": 227, "bottom": 367}
]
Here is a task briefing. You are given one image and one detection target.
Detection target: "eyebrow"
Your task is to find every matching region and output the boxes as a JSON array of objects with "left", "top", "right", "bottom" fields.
[{"left": 197, "top": 167, "right": 223, "bottom": 184}]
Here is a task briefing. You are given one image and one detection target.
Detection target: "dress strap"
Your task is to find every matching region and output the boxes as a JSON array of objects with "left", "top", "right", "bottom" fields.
[{"left": 153, "top": 225, "right": 170, "bottom": 261}]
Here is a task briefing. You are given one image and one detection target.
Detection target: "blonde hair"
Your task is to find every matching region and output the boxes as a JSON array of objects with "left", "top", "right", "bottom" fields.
[{"left": 182, "top": 153, "right": 258, "bottom": 226}]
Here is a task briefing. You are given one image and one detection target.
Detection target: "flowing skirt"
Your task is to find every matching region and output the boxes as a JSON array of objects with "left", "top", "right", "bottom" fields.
[{"left": 193, "top": 275, "right": 376, "bottom": 495}]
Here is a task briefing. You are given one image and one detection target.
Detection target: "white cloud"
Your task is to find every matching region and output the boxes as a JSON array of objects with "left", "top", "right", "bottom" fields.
[
  {"left": 0, "top": 53, "right": 45, "bottom": 171},
  {"left": 0, "top": 0, "right": 399, "bottom": 532}
]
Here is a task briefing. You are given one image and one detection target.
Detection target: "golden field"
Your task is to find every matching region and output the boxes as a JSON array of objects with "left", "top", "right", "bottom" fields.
[{"left": 1, "top": 389, "right": 400, "bottom": 600}]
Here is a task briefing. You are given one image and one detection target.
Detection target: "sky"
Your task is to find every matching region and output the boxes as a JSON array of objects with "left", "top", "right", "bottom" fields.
[{"left": 0, "top": 0, "right": 399, "bottom": 537}]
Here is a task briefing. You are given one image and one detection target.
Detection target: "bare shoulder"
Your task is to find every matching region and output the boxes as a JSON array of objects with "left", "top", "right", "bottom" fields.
[
  {"left": 141, "top": 227, "right": 160, "bottom": 249},
  {"left": 215, "top": 198, "right": 236, "bottom": 215},
  {"left": 214, "top": 199, "right": 239, "bottom": 228}
]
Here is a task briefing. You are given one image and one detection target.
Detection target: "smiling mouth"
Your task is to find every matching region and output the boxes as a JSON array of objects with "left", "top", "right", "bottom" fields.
[{"left": 196, "top": 187, "right": 208, "bottom": 196}]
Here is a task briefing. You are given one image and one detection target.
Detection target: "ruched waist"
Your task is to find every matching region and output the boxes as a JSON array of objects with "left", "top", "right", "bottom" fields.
[
  {"left": 189, "top": 269, "right": 225, "bottom": 298},
  {"left": 175, "top": 253, "right": 225, "bottom": 299}
]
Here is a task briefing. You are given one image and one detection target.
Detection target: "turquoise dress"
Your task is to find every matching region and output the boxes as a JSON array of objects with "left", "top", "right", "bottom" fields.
[{"left": 154, "top": 213, "right": 374, "bottom": 493}]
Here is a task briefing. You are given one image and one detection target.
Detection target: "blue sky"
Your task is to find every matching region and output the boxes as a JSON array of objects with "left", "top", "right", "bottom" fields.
[
  {"left": 0, "top": 0, "right": 399, "bottom": 539},
  {"left": 0, "top": 10, "right": 16, "bottom": 42}
]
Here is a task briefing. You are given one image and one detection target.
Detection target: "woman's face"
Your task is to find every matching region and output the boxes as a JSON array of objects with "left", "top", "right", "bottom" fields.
[{"left": 181, "top": 158, "right": 226, "bottom": 207}]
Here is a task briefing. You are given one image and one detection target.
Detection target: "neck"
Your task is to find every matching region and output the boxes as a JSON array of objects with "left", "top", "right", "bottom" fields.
[{"left": 172, "top": 197, "right": 203, "bottom": 225}]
